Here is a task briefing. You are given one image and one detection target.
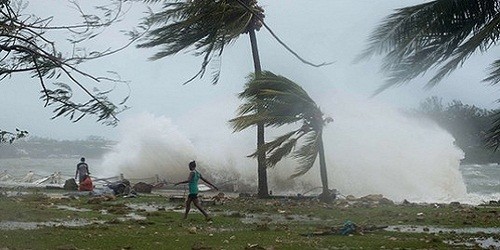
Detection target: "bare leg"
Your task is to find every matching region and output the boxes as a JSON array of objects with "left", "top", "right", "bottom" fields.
[
  {"left": 193, "top": 197, "right": 210, "bottom": 219},
  {"left": 183, "top": 197, "right": 193, "bottom": 219}
]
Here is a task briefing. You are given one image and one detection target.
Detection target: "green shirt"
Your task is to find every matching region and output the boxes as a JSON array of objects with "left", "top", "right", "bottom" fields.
[{"left": 188, "top": 170, "right": 200, "bottom": 195}]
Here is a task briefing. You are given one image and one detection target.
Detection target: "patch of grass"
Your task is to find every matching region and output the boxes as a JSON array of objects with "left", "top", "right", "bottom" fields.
[{"left": 0, "top": 188, "right": 499, "bottom": 249}]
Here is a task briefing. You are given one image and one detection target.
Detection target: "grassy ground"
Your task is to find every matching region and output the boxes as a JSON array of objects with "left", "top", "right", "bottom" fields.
[{"left": 0, "top": 188, "right": 499, "bottom": 250}]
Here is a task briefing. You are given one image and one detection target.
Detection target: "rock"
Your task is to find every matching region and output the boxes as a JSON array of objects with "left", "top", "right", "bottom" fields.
[
  {"left": 379, "top": 198, "right": 394, "bottom": 205},
  {"left": 133, "top": 182, "right": 153, "bottom": 193},
  {"left": 334, "top": 199, "right": 349, "bottom": 207},
  {"left": 360, "top": 194, "right": 383, "bottom": 202},
  {"left": 212, "top": 192, "right": 227, "bottom": 205},
  {"left": 345, "top": 195, "right": 357, "bottom": 201},
  {"left": 318, "top": 190, "right": 336, "bottom": 202},
  {"left": 188, "top": 226, "right": 197, "bottom": 234},
  {"left": 63, "top": 178, "right": 78, "bottom": 191}
]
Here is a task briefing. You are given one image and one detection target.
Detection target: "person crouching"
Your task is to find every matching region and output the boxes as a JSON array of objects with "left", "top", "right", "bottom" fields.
[{"left": 78, "top": 174, "right": 93, "bottom": 191}]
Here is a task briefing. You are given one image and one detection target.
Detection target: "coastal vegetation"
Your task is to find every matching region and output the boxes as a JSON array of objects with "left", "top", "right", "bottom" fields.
[{"left": 413, "top": 96, "right": 500, "bottom": 164}]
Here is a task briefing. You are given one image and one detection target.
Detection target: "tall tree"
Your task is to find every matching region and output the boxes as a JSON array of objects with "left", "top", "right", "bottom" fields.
[
  {"left": 230, "top": 71, "right": 334, "bottom": 201},
  {"left": 0, "top": 0, "right": 138, "bottom": 143},
  {"left": 137, "top": 0, "right": 328, "bottom": 197},
  {"left": 137, "top": 0, "right": 268, "bottom": 197},
  {"left": 357, "top": 0, "right": 500, "bottom": 147}
]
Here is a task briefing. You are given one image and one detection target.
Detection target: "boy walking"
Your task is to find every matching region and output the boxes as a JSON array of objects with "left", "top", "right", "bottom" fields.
[{"left": 175, "top": 161, "right": 218, "bottom": 220}]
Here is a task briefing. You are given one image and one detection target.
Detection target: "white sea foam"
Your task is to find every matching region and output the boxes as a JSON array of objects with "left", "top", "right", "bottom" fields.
[{"left": 97, "top": 91, "right": 481, "bottom": 203}]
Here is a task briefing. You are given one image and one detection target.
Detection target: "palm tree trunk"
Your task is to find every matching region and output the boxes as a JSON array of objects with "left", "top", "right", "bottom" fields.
[
  {"left": 248, "top": 28, "right": 269, "bottom": 198},
  {"left": 318, "top": 133, "right": 329, "bottom": 197}
]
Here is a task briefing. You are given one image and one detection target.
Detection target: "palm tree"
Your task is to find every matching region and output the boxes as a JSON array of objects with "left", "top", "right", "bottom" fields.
[
  {"left": 137, "top": 0, "right": 269, "bottom": 197},
  {"left": 358, "top": 0, "right": 500, "bottom": 147},
  {"left": 137, "top": 0, "right": 328, "bottom": 197},
  {"left": 230, "top": 71, "right": 334, "bottom": 201}
]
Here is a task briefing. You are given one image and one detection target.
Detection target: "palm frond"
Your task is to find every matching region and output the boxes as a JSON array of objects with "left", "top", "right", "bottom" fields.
[
  {"left": 230, "top": 111, "right": 301, "bottom": 131},
  {"left": 233, "top": 0, "right": 332, "bottom": 68},
  {"left": 231, "top": 71, "right": 324, "bottom": 130},
  {"left": 290, "top": 131, "right": 320, "bottom": 178},
  {"left": 358, "top": 0, "right": 500, "bottom": 90},
  {"left": 266, "top": 137, "right": 298, "bottom": 167},
  {"left": 264, "top": 130, "right": 299, "bottom": 153},
  {"left": 240, "top": 71, "right": 318, "bottom": 111},
  {"left": 138, "top": 0, "right": 261, "bottom": 84},
  {"left": 484, "top": 59, "right": 500, "bottom": 85},
  {"left": 248, "top": 129, "right": 299, "bottom": 157},
  {"left": 428, "top": 12, "right": 500, "bottom": 87},
  {"left": 235, "top": 101, "right": 259, "bottom": 116},
  {"left": 229, "top": 113, "right": 266, "bottom": 132},
  {"left": 231, "top": 70, "right": 331, "bottom": 179}
]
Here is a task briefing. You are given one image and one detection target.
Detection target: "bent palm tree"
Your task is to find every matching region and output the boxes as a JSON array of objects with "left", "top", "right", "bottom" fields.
[
  {"left": 137, "top": 0, "right": 328, "bottom": 197},
  {"left": 358, "top": 0, "right": 500, "bottom": 147},
  {"left": 230, "top": 71, "right": 334, "bottom": 201},
  {"left": 137, "top": 0, "right": 270, "bottom": 197}
]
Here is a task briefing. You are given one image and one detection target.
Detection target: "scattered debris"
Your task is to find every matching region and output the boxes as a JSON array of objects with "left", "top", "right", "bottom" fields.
[
  {"left": 300, "top": 221, "right": 389, "bottom": 237},
  {"left": 133, "top": 182, "right": 153, "bottom": 193},
  {"left": 107, "top": 179, "right": 136, "bottom": 197}
]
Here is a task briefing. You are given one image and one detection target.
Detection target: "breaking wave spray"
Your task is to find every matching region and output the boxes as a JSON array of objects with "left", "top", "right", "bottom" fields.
[{"left": 97, "top": 91, "right": 468, "bottom": 203}]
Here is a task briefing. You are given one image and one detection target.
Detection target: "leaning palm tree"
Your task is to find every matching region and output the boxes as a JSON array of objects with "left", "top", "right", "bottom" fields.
[
  {"left": 230, "top": 71, "right": 334, "bottom": 201},
  {"left": 357, "top": 0, "right": 500, "bottom": 147},
  {"left": 137, "top": 0, "right": 269, "bottom": 197},
  {"left": 136, "top": 0, "right": 328, "bottom": 197}
]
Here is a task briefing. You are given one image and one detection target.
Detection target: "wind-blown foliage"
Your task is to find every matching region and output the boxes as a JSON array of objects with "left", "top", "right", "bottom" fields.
[
  {"left": 0, "top": 0, "right": 138, "bottom": 141},
  {"left": 359, "top": 0, "right": 500, "bottom": 93},
  {"left": 230, "top": 71, "right": 333, "bottom": 183},
  {"left": 359, "top": 0, "right": 500, "bottom": 148},
  {"left": 0, "top": 0, "right": 142, "bottom": 143},
  {"left": 137, "top": 0, "right": 264, "bottom": 84},
  {"left": 137, "top": 0, "right": 330, "bottom": 85},
  {"left": 0, "top": 129, "right": 28, "bottom": 144}
]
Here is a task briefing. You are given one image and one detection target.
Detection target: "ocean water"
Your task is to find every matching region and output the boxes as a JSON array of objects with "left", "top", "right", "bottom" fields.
[
  {"left": 0, "top": 158, "right": 101, "bottom": 181},
  {"left": 460, "top": 163, "right": 500, "bottom": 203},
  {"left": 0, "top": 158, "right": 498, "bottom": 204}
]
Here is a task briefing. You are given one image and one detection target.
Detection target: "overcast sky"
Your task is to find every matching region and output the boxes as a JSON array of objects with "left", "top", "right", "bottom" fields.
[{"left": 2, "top": 0, "right": 500, "bottom": 140}]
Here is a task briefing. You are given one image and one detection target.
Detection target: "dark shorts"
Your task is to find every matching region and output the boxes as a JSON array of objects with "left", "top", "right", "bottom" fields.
[{"left": 188, "top": 193, "right": 198, "bottom": 199}]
